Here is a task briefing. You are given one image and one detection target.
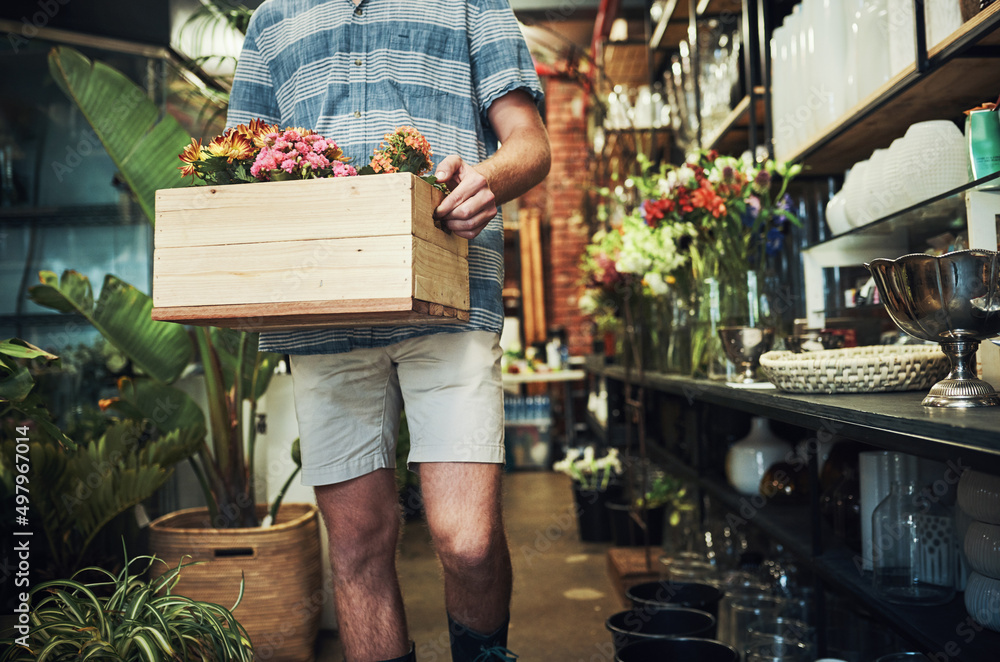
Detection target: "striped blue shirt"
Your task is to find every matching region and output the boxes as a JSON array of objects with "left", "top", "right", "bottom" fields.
[{"left": 226, "top": 0, "right": 543, "bottom": 354}]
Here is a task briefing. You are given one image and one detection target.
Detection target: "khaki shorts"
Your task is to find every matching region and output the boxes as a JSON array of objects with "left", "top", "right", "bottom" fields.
[{"left": 289, "top": 331, "right": 505, "bottom": 486}]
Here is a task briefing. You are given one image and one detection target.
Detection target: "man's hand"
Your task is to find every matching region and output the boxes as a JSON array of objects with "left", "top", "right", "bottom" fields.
[
  {"left": 433, "top": 156, "right": 497, "bottom": 240},
  {"left": 432, "top": 89, "right": 550, "bottom": 241}
]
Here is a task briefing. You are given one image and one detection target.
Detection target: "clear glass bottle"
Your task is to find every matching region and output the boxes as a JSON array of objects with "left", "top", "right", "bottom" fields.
[{"left": 872, "top": 480, "right": 955, "bottom": 605}]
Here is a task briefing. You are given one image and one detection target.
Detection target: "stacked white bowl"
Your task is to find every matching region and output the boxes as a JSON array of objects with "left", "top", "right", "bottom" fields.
[
  {"left": 958, "top": 469, "right": 1000, "bottom": 632},
  {"left": 826, "top": 120, "right": 969, "bottom": 236}
]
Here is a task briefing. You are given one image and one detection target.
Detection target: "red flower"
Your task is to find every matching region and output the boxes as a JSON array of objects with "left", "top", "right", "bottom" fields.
[{"left": 691, "top": 184, "right": 726, "bottom": 218}]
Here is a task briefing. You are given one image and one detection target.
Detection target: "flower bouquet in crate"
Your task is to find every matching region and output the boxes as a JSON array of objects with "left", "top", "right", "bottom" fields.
[{"left": 152, "top": 123, "right": 468, "bottom": 331}]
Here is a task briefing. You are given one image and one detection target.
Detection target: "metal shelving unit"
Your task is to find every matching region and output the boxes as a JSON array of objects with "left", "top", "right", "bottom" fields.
[{"left": 585, "top": 357, "right": 1000, "bottom": 660}]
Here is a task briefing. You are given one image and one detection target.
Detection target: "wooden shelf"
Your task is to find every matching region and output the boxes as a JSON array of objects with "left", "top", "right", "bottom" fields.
[
  {"left": 650, "top": 0, "right": 744, "bottom": 51},
  {"left": 702, "top": 88, "right": 766, "bottom": 155},
  {"left": 785, "top": 2, "right": 1000, "bottom": 175}
]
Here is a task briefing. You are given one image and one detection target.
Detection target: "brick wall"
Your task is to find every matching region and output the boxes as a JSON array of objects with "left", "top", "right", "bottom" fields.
[{"left": 537, "top": 77, "right": 593, "bottom": 356}]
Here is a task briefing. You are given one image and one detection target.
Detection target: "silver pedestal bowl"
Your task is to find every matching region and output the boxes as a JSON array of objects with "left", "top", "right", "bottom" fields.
[{"left": 866, "top": 249, "right": 1000, "bottom": 407}]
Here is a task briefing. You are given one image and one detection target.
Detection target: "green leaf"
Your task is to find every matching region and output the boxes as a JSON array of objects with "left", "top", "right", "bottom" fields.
[
  {"left": 47, "top": 46, "right": 193, "bottom": 224},
  {"left": 29, "top": 271, "right": 193, "bottom": 384},
  {"left": 356, "top": 165, "right": 376, "bottom": 175},
  {"left": 0, "top": 338, "right": 59, "bottom": 361}
]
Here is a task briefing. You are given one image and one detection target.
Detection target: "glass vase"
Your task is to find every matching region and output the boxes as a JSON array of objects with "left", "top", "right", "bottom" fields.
[
  {"left": 872, "top": 481, "right": 956, "bottom": 605},
  {"left": 665, "top": 290, "right": 693, "bottom": 375},
  {"left": 691, "top": 277, "right": 730, "bottom": 380}
]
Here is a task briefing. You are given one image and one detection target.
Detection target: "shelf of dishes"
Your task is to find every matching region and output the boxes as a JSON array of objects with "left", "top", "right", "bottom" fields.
[
  {"left": 774, "top": 0, "right": 1000, "bottom": 174},
  {"left": 647, "top": 422, "right": 1000, "bottom": 660},
  {"left": 584, "top": 362, "right": 1000, "bottom": 472}
]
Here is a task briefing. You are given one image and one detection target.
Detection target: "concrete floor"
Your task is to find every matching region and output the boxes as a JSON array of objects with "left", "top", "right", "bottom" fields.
[{"left": 316, "top": 471, "right": 626, "bottom": 661}]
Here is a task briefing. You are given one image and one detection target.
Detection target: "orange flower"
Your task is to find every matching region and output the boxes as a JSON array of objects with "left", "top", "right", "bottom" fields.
[
  {"left": 206, "top": 129, "right": 255, "bottom": 163},
  {"left": 239, "top": 119, "right": 281, "bottom": 148},
  {"left": 178, "top": 137, "right": 203, "bottom": 178}
]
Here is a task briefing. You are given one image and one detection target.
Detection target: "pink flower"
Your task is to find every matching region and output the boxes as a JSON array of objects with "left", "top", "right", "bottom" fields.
[
  {"left": 333, "top": 162, "right": 358, "bottom": 177},
  {"left": 312, "top": 139, "right": 328, "bottom": 152},
  {"left": 281, "top": 159, "right": 296, "bottom": 173},
  {"left": 295, "top": 141, "right": 310, "bottom": 155},
  {"left": 305, "top": 152, "right": 328, "bottom": 169}
]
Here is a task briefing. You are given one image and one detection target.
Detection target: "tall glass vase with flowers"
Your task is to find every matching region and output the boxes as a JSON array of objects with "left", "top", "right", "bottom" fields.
[{"left": 628, "top": 150, "right": 802, "bottom": 378}]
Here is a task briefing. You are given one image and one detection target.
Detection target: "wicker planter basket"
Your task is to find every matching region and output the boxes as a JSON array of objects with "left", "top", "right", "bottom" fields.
[
  {"left": 759, "top": 345, "right": 950, "bottom": 394},
  {"left": 148, "top": 503, "right": 322, "bottom": 662}
]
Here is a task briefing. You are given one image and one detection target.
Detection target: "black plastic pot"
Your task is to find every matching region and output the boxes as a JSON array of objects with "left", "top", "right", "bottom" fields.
[
  {"left": 606, "top": 502, "right": 665, "bottom": 547},
  {"left": 625, "top": 581, "right": 725, "bottom": 620},
  {"left": 614, "top": 637, "right": 739, "bottom": 662},
  {"left": 605, "top": 607, "right": 716, "bottom": 653},
  {"left": 572, "top": 481, "right": 622, "bottom": 542}
]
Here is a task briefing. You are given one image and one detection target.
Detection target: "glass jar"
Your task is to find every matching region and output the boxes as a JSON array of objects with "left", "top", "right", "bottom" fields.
[{"left": 872, "top": 480, "right": 956, "bottom": 605}]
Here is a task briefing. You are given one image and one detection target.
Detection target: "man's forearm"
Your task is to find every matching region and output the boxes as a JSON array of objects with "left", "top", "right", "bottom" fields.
[{"left": 476, "top": 122, "right": 552, "bottom": 207}]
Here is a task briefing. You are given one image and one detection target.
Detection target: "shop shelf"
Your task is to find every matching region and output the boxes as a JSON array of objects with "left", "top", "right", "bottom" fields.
[
  {"left": 702, "top": 88, "right": 766, "bottom": 155},
  {"left": 784, "top": 2, "right": 1000, "bottom": 175},
  {"left": 590, "top": 365, "right": 1000, "bottom": 474}
]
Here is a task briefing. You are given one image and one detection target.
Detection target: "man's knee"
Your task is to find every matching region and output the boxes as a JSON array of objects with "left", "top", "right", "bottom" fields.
[{"left": 435, "top": 523, "right": 505, "bottom": 572}]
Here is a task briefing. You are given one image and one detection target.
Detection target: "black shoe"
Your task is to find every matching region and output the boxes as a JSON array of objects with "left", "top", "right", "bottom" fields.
[{"left": 448, "top": 614, "right": 516, "bottom": 662}]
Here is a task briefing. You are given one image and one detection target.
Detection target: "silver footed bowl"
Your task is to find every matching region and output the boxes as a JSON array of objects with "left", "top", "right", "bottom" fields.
[
  {"left": 865, "top": 249, "right": 1000, "bottom": 407},
  {"left": 718, "top": 326, "right": 775, "bottom": 384}
]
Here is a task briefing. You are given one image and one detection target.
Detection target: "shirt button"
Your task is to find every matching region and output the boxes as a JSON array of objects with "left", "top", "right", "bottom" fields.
[
  {"left": 354, "top": 58, "right": 362, "bottom": 66},
  {"left": 354, "top": 111, "right": 361, "bottom": 118},
  {"left": 354, "top": 7, "right": 362, "bottom": 15}
]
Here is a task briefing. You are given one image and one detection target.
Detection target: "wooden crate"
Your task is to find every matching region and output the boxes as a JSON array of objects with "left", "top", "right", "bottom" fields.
[{"left": 151, "top": 172, "right": 469, "bottom": 331}]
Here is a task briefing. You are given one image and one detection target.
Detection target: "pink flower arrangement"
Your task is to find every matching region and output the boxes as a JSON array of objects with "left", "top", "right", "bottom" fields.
[{"left": 250, "top": 128, "right": 357, "bottom": 180}]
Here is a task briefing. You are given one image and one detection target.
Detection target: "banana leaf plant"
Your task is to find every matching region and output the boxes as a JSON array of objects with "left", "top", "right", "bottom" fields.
[{"left": 39, "top": 46, "right": 290, "bottom": 528}]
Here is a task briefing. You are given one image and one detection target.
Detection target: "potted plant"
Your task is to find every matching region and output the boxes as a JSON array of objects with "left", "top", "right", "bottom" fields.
[
  {"left": 606, "top": 472, "right": 695, "bottom": 548},
  {"left": 553, "top": 446, "right": 624, "bottom": 542},
  {"left": 0, "top": 551, "right": 255, "bottom": 661}
]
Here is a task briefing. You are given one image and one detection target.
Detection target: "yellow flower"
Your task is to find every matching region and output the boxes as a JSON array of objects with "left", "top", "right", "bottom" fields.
[
  {"left": 206, "top": 130, "right": 255, "bottom": 163},
  {"left": 178, "top": 137, "right": 204, "bottom": 178}
]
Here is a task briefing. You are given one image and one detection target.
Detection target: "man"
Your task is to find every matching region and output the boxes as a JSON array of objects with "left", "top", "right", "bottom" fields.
[{"left": 226, "top": 2, "right": 551, "bottom": 661}]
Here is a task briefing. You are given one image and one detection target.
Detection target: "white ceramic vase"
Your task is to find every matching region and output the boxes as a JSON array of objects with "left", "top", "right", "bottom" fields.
[
  {"left": 899, "top": 120, "right": 970, "bottom": 205},
  {"left": 725, "top": 417, "right": 793, "bottom": 496}
]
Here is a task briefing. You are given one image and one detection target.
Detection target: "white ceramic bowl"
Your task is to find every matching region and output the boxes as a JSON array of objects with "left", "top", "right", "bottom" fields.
[
  {"left": 825, "top": 190, "right": 851, "bottom": 236},
  {"left": 965, "top": 521, "right": 1000, "bottom": 580},
  {"left": 899, "top": 120, "right": 969, "bottom": 204},
  {"left": 964, "top": 571, "right": 1000, "bottom": 632},
  {"left": 958, "top": 470, "right": 1000, "bottom": 526},
  {"left": 844, "top": 159, "right": 870, "bottom": 227}
]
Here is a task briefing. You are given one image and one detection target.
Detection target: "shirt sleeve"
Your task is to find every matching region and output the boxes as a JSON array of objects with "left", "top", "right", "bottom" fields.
[
  {"left": 467, "top": 0, "right": 545, "bottom": 122},
  {"left": 226, "top": 16, "right": 282, "bottom": 129}
]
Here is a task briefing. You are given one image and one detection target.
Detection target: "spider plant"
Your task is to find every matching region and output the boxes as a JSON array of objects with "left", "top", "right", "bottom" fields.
[{"left": 0, "top": 552, "right": 255, "bottom": 662}]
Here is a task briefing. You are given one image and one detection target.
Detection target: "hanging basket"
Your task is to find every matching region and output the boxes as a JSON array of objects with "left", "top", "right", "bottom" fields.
[{"left": 148, "top": 503, "right": 323, "bottom": 662}]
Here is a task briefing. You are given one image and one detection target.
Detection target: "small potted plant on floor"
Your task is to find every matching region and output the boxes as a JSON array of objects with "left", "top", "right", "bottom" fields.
[
  {"left": 554, "top": 446, "right": 624, "bottom": 542},
  {"left": 0, "top": 551, "right": 255, "bottom": 661}
]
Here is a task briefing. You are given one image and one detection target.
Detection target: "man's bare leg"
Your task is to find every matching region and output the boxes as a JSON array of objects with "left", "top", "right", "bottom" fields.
[
  {"left": 315, "top": 468, "right": 410, "bottom": 662},
  {"left": 419, "top": 462, "right": 511, "bottom": 634}
]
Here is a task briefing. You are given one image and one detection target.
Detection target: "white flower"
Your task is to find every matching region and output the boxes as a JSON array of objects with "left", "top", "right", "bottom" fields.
[
  {"left": 676, "top": 165, "right": 695, "bottom": 185},
  {"left": 578, "top": 290, "right": 599, "bottom": 314},
  {"left": 644, "top": 272, "right": 669, "bottom": 296}
]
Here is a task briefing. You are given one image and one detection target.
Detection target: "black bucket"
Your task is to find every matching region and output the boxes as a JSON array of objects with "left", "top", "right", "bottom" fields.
[
  {"left": 614, "top": 637, "right": 739, "bottom": 662},
  {"left": 605, "top": 607, "right": 716, "bottom": 653},
  {"left": 625, "top": 581, "right": 725, "bottom": 620}
]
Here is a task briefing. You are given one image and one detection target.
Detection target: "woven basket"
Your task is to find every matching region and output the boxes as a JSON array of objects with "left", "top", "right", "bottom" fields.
[
  {"left": 148, "top": 503, "right": 322, "bottom": 662},
  {"left": 758, "top": 345, "right": 950, "bottom": 394}
]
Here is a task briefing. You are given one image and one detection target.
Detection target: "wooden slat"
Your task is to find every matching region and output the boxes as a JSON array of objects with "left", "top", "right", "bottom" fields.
[
  {"left": 152, "top": 236, "right": 413, "bottom": 308},
  {"left": 412, "top": 237, "right": 470, "bottom": 312},
  {"left": 154, "top": 173, "right": 464, "bottom": 257},
  {"left": 151, "top": 299, "right": 469, "bottom": 331}
]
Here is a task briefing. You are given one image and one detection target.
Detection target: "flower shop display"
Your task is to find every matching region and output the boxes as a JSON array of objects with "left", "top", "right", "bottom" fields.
[
  {"left": 554, "top": 446, "right": 624, "bottom": 542},
  {"left": 153, "top": 125, "right": 468, "bottom": 331},
  {"left": 579, "top": 150, "right": 801, "bottom": 378}
]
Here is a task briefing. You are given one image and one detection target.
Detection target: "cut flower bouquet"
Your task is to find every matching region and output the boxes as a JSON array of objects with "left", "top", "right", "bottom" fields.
[{"left": 178, "top": 121, "right": 440, "bottom": 187}]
